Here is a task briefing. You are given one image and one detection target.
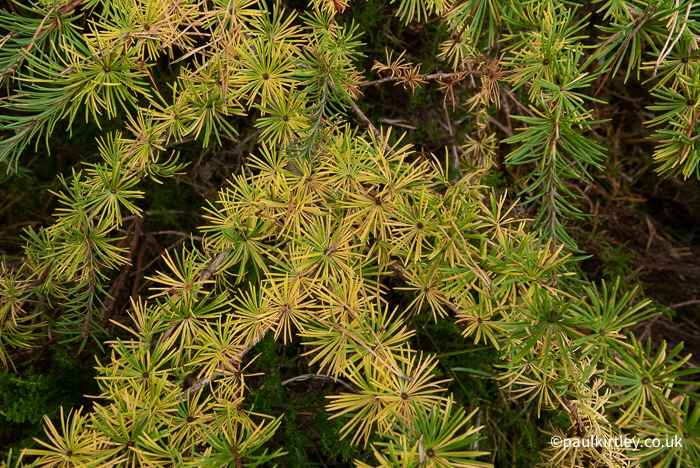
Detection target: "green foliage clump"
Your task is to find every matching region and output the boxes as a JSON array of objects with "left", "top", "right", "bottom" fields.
[{"left": 0, "top": 1, "right": 699, "bottom": 468}]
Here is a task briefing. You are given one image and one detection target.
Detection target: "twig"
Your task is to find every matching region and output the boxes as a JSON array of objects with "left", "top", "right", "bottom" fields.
[
  {"left": 668, "top": 299, "right": 700, "bottom": 309},
  {"left": 503, "top": 86, "right": 536, "bottom": 118},
  {"left": 489, "top": 116, "right": 514, "bottom": 137},
  {"left": 678, "top": 106, "right": 700, "bottom": 162},
  {"left": 154, "top": 250, "right": 231, "bottom": 348},
  {"left": 0, "top": 1, "right": 86, "bottom": 80},
  {"left": 99, "top": 218, "right": 143, "bottom": 327},
  {"left": 360, "top": 70, "right": 485, "bottom": 87},
  {"left": 595, "top": 5, "right": 660, "bottom": 96},
  {"left": 445, "top": 0, "right": 482, "bottom": 57},
  {"left": 261, "top": 373, "right": 355, "bottom": 393},
  {"left": 296, "top": 61, "right": 396, "bottom": 156},
  {"left": 58, "top": 0, "right": 86, "bottom": 15},
  {"left": 182, "top": 320, "right": 275, "bottom": 398},
  {"left": 561, "top": 393, "right": 587, "bottom": 438},
  {"left": 149, "top": 230, "right": 204, "bottom": 241}
]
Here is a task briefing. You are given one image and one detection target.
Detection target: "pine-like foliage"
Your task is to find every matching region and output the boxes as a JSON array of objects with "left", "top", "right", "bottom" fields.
[{"left": 0, "top": 0, "right": 699, "bottom": 467}]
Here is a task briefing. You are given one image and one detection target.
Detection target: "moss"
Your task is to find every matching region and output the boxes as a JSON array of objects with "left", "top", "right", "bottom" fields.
[{"left": 0, "top": 347, "right": 101, "bottom": 459}]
